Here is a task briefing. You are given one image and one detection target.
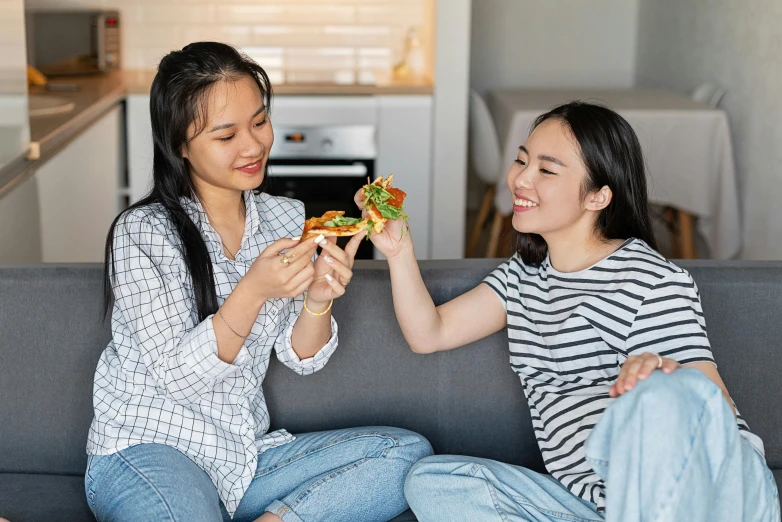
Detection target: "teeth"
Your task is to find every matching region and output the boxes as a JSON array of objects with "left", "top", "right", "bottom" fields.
[{"left": 514, "top": 198, "right": 538, "bottom": 207}]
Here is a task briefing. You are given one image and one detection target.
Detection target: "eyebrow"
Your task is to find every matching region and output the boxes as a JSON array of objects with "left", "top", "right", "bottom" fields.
[
  {"left": 518, "top": 145, "right": 567, "bottom": 167},
  {"left": 208, "top": 106, "right": 266, "bottom": 133}
]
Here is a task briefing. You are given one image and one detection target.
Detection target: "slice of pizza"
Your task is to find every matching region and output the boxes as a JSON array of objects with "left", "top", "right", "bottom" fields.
[
  {"left": 362, "top": 175, "right": 408, "bottom": 234},
  {"left": 301, "top": 211, "right": 370, "bottom": 241}
]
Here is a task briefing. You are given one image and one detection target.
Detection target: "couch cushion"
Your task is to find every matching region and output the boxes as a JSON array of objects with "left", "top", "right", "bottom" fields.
[
  {"left": 264, "top": 260, "right": 545, "bottom": 471},
  {"left": 680, "top": 261, "right": 782, "bottom": 468},
  {"left": 0, "top": 472, "right": 416, "bottom": 522},
  {"left": 0, "top": 267, "right": 109, "bottom": 475},
  {"left": 0, "top": 473, "right": 95, "bottom": 522}
]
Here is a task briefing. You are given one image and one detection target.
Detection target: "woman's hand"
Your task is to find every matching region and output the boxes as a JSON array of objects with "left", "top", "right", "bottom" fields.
[
  {"left": 246, "top": 237, "right": 320, "bottom": 304},
  {"left": 353, "top": 188, "right": 412, "bottom": 259},
  {"left": 609, "top": 352, "right": 681, "bottom": 398},
  {"left": 306, "top": 234, "right": 365, "bottom": 305}
]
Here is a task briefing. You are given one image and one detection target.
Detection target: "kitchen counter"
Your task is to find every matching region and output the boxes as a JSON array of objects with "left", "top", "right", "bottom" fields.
[{"left": 0, "top": 69, "right": 433, "bottom": 200}]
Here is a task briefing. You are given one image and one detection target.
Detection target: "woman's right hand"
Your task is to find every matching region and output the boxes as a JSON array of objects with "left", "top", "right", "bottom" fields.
[
  {"left": 247, "top": 236, "right": 321, "bottom": 302},
  {"left": 353, "top": 188, "right": 413, "bottom": 260}
]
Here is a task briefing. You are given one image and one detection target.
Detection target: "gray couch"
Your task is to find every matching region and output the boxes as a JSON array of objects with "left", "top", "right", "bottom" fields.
[{"left": 1, "top": 260, "right": 781, "bottom": 522}]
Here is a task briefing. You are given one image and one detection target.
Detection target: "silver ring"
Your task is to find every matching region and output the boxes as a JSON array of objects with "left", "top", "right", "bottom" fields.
[{"left": 654, "top": 353, "right": 663, "bottom": 369}]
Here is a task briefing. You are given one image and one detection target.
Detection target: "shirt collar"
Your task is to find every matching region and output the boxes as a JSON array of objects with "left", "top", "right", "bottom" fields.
[{"left": 180, "top": 191, "right": 265, "bottom": 250}]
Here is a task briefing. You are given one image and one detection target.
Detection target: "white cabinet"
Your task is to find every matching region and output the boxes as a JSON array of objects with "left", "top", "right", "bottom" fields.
[
  {"left": 0, "top": 174, "right": 42, "bottom": 264},
  {"left": 35, "top": 105, "right": 123, "bottom": 263},
  {"left": 126, "top": 94, "right": 434, "bottom": 258}
]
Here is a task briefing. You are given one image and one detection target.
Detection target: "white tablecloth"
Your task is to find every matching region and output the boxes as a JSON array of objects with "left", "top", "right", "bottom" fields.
[{"left": 487, "top": 89, "right": 740, "bottom": 259}]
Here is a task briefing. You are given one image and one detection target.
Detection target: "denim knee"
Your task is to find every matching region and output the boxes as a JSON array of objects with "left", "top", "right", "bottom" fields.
[
  {"left": 384, "top": 428, "right": 434, "bottom": 464},
  {"left": 404, "top": 456, "right": 450, "bottom": 501}
]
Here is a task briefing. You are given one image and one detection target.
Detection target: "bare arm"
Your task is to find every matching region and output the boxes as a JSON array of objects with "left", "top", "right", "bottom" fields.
[
  {"left": 381, "top": 225, "right": 507, "bottom": 353},
  {"left": 686, "top": 361, "right": 737, "bottom": 417},
  {"left": 214, "top": 237, "right": 318, "bottom": 363}
]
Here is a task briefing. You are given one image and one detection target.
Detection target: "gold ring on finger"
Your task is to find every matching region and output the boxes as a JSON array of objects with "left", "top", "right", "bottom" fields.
[
  {"left": 654, "top": 353, "right": 663, "bottom": 368},
  {"left": 280, "top": 255, "right": 291, "bottom": 266}
]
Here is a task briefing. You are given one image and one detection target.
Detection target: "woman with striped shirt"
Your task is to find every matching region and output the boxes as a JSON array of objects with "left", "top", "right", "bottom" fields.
[{"left": 361, "top": 102, "right": 779, "bottom": 521}]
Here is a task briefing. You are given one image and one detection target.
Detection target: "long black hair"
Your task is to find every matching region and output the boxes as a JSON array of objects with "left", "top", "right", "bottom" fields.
[
  {"left": 103, "top": 42, "right": 273, "bottom": 319},
  {"left": 514, "top": 101, "right": 657, "bottom": 266}
]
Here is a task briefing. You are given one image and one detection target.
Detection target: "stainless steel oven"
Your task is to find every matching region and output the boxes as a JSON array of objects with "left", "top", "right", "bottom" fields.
[{"left": 266, "top": 125, "right": 376, "bottom": 259}]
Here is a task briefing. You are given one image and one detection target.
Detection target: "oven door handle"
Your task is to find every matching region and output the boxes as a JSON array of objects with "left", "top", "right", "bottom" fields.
[{"left": 270, "top": 163, "right": 368, "bottom": 177}]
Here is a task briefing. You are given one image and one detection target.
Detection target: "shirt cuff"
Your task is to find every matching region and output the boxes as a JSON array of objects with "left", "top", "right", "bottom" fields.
[
  {"left": 278, "top": 315, "right": 339, "bottom": 375},
  {"left": 181, "top": 315, "right": 249, "bottom": 381}
]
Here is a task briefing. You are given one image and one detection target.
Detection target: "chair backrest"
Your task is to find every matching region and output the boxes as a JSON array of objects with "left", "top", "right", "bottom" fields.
[
  {"left": 692, "top": 82, "right": 726, "bottom": 108},
  {"left": 469, "top": 90, "right": 503, "bottom": 185}
]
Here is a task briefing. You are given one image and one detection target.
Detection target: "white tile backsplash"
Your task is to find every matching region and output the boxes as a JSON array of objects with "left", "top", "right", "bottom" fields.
[{"left": 24, "top": 0, "right": 431, "bottom": 77}]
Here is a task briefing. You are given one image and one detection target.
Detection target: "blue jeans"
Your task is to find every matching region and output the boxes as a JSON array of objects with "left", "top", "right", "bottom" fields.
[
  {"left": 85, "top": 426, "right": 432, "bottom": 522},
  {"left": 405, "top": 369, "right": 780, "bottom": 522}
]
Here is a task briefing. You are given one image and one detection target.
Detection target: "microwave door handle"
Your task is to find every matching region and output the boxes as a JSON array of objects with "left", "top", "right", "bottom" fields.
[
  {"left": 95, "top": 14, "right": 106, "bottom": 71},
  {"left": 270, "top": 163, "right": 368, "bottom": 177}
]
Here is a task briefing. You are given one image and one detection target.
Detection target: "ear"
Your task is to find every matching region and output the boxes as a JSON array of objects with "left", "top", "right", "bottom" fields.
[
  {"left": 180, "top": 144, "right": 189, "bottom": 159},
  {"left": 585, "top": 185, "right": 613, "bottom": 211}
]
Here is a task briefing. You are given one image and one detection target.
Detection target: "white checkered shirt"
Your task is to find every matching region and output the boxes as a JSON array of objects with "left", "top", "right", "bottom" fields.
[{"left": 86, "top": 191, "right": 339, "bottom": 516}]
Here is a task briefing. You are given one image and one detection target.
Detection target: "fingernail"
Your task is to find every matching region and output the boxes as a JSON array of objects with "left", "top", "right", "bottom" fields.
[
  {"left": 324, "top": 255, "right": 333, "bottom": 264},
  {"left": 313, "top": 234, "right": 325, "bottom": 244},
  {"left": 325, "top": 273, "right": 333, "bottom": 282},
  {"left": 319, "top": 239, "right": 328, "bottom": 246},
  {"left": 291, "top": 236, "right": 301, "bottom": 241}
]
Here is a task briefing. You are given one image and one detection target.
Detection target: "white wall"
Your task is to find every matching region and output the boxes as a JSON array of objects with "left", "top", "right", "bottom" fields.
[
  {"left": 635, "top": 0, "right": 782, "bottom": 259},
  {"left": 430, "top": 0, "right": 472, "bottom": 259},
  {"left": 470, "top": 0, "right": 640, "bottom": 95},
  {"left": 25, "top": 0, "right": 431, "bottom": 80}
]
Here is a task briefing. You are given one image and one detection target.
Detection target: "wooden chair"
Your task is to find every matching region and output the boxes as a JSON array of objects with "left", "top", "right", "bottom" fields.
[
  {"left": 692, "top": 81, "right": 726, "bottom": 109},
  {"left": 663, "top": 207, "right": 698, "bottom": 259},
  {"left": 466, "top": 90, "right": 505, "bottom": 257}
]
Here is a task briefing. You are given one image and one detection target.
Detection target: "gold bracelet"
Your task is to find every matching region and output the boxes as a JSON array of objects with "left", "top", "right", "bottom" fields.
[
  {"left": 303, "top": 294, "right": 333, "bottom": 317},
  {"left": 218, "top": 308, "right": 249, "bottom": 339}
]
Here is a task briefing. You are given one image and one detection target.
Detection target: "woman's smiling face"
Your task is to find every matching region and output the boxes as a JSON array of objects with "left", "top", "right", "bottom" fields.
[
  {"left": 181, "top": 75, "right": 274, "bottom": 195},
  {"left": 506, "top": 118, "right": 593, "bottom": 237}
]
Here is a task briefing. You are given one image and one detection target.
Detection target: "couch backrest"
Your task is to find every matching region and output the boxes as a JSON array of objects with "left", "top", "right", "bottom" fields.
[{"left": 1, "top": 260, "right": 780, "bottom": 476}]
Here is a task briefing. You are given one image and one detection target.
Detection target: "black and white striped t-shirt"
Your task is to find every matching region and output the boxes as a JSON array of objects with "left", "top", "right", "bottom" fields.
[{"left": 483, "top": 238, "right": 763, "bottom": 511}]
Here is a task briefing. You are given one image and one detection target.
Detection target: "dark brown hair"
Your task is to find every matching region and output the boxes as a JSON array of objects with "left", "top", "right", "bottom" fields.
[
  {"left": 514, "top": 102, "right": 657, "bottom": 266},
  {"left": 103, "top": 42, "right": 273, "bottom": 319}
]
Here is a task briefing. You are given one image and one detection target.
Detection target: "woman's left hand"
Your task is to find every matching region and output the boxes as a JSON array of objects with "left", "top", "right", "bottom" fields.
[
  {"left": 609, "top": 352, "right": 681, "bottom": 398},
  {"left": 305, "top": 233, "right": 366, "bottom": 306}
]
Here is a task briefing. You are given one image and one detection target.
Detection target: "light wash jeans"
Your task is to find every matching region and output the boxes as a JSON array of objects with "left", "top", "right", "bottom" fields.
[
  {"left": 85, "top": 426, "right": 432, "bottom": 522},
  {"left": 405, "top": 369, "right": 780, "bottom": 522}
]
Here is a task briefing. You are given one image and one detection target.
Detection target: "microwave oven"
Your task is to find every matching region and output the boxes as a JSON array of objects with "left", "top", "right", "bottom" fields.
[{"left": 26, "top": 10, "right": 121, "bottom": 77}]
